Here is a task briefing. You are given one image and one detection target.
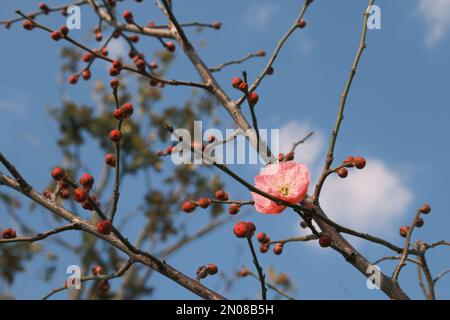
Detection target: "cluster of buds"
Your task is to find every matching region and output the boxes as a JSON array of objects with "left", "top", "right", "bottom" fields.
[
  {"left": 1, "top": 228, "right": 17, "bottom": 239},
  {"left": 399, "top": 203, "right": 431, "bottom": 237},
  {"left": 336, "top": 156, "right": 367, "bottom": 179},
  {"left": 112, "top": 102, "right": 134, "bottom": 120},
  {"left": 50, "top": 24, "right": 70, "bottom": 42},
  {"left": 181, "top": 190, "right": 231, "bottom": 214},
  {"left": 196, "top": 264, "right": 219, "bottom": 279},
  {"left": 50, "top": 166, "right": 100, "bottom": 211},
  {"left": 231, "top": 77, "right": 259, "bottom": 106},
  {"left": 157, "top": 145, "right": 175, "bottom": 157},
  {"left": 256, "top": 232, "right": 271, "bottom": 253}
]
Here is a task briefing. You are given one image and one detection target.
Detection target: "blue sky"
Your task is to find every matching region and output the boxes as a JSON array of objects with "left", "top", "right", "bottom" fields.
[{"left": 0, "top": 0, "right": 449, "bottom": 299}]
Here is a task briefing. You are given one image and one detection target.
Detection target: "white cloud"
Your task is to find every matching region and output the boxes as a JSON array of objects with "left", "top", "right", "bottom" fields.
[
  {"left": 320, "top": 159, "right": 413, "bottom": 234},
  {"left": 0, "top": 88, "right": 27, "bottom": 118},
  {"left": 278, "top": 121, "right": 413, "bottom": 241},
  {"left": 278, "top": 120, "right": 324, "bottom": 168},
  {"left": 245, "top": 3, "right": 279, "bottom": 30},
  {"left": 298, "top": 33, "right": 315, "bottom": 55},
  {"left": 417, "top": 0, "right": 450, "bottom": 48}
]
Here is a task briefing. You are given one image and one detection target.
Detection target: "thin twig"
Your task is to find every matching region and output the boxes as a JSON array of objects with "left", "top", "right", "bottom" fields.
[
  {"left": 247, "top": 271, "right": 295, "bottom": 300},
  {"left": 209, "top": 51, "right": 265, "bottom": 73},
  {"left": 268, "top": 234, "right": 318, "bottom": 246},
  {"left": 0, "top": 152, "right": 31, "bottom": 191},
  {"left": 109, "top": 89, "right": 122, "bottom": 223},
  {"left": 372, "top": 255, "right": 421, "bottom": 266},
  {"left": 425, "top": 240, "right": 450, "bottom": 249},
  {"left": 433, "top": 269, "right": 450, "bottom": 285},
  {"left": 314, "top": 0, "right": 374, "bottom": 201},
  {"left": 288, "top": 131, "right": 314, "bottom": 154},
  {"left": 15, "top": 11, "right": 209, "bottom": 90},
  {"left": 237, "top": 0, "right": 313, "bottom": 106},
  {"left": 417, "top": 264, "right": 429, "bottom": 299},
  {"left": 246, "top": 237, "right": 267, "bottom": 300},
  {"left": 42, "top": 259, "right": 134, "bottom": 300},
  {"left": 0, "top": 223, "right": 78, "bottom": 244},
  {"left": 0, "top": 0, "right": 88, "bottom": 26},
  {"left": 416, "top": 241, "right": 436, "bottom": 300},
  {"left": 392, "top": 208, "right": 421, "bottom": 281}
]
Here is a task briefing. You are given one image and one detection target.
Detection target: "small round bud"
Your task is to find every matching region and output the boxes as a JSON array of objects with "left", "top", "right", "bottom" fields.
[
  {"left": 109, "top": 129, "right": 122, "bottom": 142},
  {"left": 73, "top": 188, "right": 88, "bottom": 203},
  {"left": 231, "top": 77, "right": 242, "bottom": 89},
  {"left": 399, "top": 226, "right": 409, "bottom": 238},
  {"left": 104, "top": 153, "right": 116, "bottom": 167},
  {"left": 215, "top": 190, "right": 229, "bottom": 201},
  {"left": 197, "top": 197, "right": 212, "bottom": 209},
  {"left": 319, "top": 235, "right": 331, "bottom": 248},
  {"left": 51, "top": 167, "right": 66, "bottom": 181},
  {"left": 273, "top": 243, "right": 283, "bottom": 255},
  {"left": 79, "top": 173, "right": 94, "bottom": 190},
  {"left": 206, "top": 264, "right": 218, "bottom": 275},
  {"left": 353, "top": 157, "right": 366, "bottom": 169},
  {"left": 337, "top": 168, "right": 348, "bottom": 178},
  {"left": 228, "top": 203, "right": 240, "bottom": 215},
  {"left": 96, "top": 220, "right": 112, "bottom": 235},
  {"left": 182, "top": 200, "right": 197, "bottom": 213},
  {"left": 248, "top": 92, "right": 259, "bottom": 105},
  {"left": 420, "top": 203, "right": 431, "bottom": 214}
]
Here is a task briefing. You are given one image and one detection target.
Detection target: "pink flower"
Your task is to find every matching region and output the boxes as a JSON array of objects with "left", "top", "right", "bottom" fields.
[{"left": 251, "top": 161, "right": 310, "bottom": 214}]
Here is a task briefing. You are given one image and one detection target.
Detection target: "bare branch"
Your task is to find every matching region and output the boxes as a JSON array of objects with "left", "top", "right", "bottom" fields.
[
  {"left": 0, "top": 224, "right": 79, "bottom": 244},
  {"left": 246, "top": 237, "right": 267, "bottom": 300},
  {"left": 42, "top": 259, "right": 135, "bottom": 300},
  {"left": 314, "top": 0, "right": 374, "bottom": 201},
  {"left": 392, "top": 208, "right": 422, "bottom": 281},
  {"left": 246, "top": 270, "right": 295, "bottom": 300},
  {"left": 288, "top": 131, "right": 314, "bottom": 154},
  {"left": 209, "top": 51, "right": 266, "bottom": 73}
]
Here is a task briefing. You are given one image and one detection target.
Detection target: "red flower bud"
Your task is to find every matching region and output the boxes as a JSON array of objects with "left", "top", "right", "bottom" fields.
[
  {"left": 104, "top": 153, "right": 116, "bottom": 167},
  {"left": 96, "top": 220, "right": 112, "bottom": 235},
  {"left": 182, "top": 200, "right": 197, "bottom": 213},
  {"left": 215, "top": 190, "right": 229, "bottom": 201},
  {"left": 109, "top": 129, "right": 122, "bottom": 142},
  {"left": 79, "top": 173, "right": 94, "bottom": 190},
  {"left": 73, "top": 188, "right": 88, "bottom": 203},
  {"left": 51, "top": 167, "right": 66, "bottom": 181}
]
